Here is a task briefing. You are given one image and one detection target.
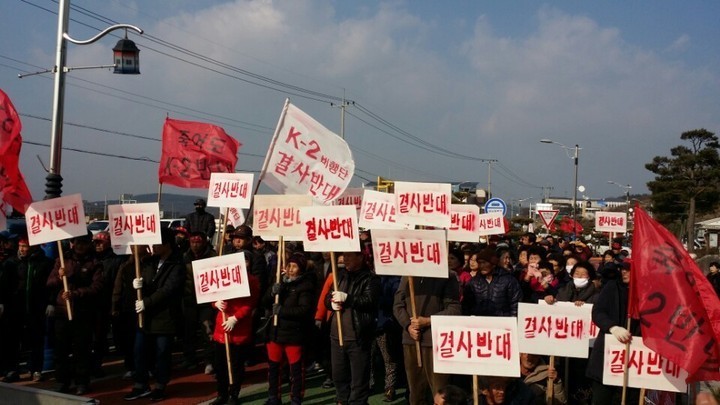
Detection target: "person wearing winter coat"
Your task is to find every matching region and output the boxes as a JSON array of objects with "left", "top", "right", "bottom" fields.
[
  {"left": 519, "top": 353, "right": 567, "bottom": 404},
  {"left": 207, "top": 249, "right": 260, "bottom": 405},
  {"left": 462, "top": 248, "right": 522, "bottom": 317},
  {"left": 263, "top": 252, "right": 315, "bottom": 405}
]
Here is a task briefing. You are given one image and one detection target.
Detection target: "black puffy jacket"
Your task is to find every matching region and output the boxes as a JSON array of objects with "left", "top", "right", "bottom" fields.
[
  {"left": 462, "top": 267, "right": 522, "bottom": 317},
  {"left": 324, "top": 266, "right": 380, "bottom": 344},
  {"left": 263, "top": 274, "right": 315, "bottom": 345}
]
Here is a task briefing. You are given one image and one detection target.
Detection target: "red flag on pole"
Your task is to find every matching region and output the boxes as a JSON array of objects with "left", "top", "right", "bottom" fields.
[
  {"left": 557, "top": 216, "right": 583, "bottom": 235},
  {"left": 630, "top": 206, "right": 720, "bottom": 382},
  {"left": 158, "top": 118, "right": 241, "bottom": 189},
  {"left": 0, "top": 89, "right": 33, "bottom": 213}
]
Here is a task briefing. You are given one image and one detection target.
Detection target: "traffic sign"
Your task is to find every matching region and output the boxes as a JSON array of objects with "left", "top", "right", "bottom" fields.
[
  {"left": 538, "top": 210, "right": 559, "bottom": 229},
  {"left": 484, "top": 197, "right": 507, "bottom": 217}
]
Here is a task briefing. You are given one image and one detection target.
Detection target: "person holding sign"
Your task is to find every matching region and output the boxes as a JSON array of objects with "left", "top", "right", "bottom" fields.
[
  {"left": 519, "top": 352, "right": 567, "bottom": 404},
  {"left": 208, "top": 250, "right": 260, "bottom": 405},
  {"left": 325, "top": 250, "right": 380, "bottom": 405},
  {"left": 124, "top": 228, "right": 185, "bottom": 402},
  {"left": 585, "top": 261, "right": 640, "bottom": 405},
  {"left": 462, "top": 247, "right": 522, "bottom": 317},
  {"left": 262, "top": 252, "right": 315, "bottom": 405},
  {"left": 46, "top": 232, "right": 103, "bottom": 395},
  {"left": 393, "top": 269, "right": 461, "bottom": 405}
]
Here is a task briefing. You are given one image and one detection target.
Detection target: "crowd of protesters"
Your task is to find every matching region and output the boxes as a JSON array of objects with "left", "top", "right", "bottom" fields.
[{"left": 1, "top": 210, "right": 717, "bottom": 405}]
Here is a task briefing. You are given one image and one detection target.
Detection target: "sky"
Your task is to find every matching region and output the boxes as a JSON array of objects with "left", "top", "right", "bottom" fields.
[{"left": 1, "top": 0, "right": 719, "bottom": 211}]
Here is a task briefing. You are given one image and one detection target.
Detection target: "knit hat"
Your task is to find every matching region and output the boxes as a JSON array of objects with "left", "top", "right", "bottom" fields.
[{"left": 288, "top": 252, "right": 307, "bottom": 273}]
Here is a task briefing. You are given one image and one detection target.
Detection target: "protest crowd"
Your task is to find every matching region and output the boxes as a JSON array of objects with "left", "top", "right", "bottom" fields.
[{"left": 2, "top": 216, "right": 718, "bottom": 405}]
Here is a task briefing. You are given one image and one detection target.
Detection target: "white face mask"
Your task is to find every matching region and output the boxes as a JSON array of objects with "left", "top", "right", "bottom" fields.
[
  {"left": 565, "top": 265, "right": 574, "bottom": 272},
  {"left": 573, "top": 277, "right": 589, "bottom": 288}
]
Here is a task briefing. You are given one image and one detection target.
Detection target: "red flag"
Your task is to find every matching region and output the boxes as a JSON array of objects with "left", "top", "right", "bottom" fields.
[
  {"left": 0, "top": 88, "right": 21, "bottom": 156},
  {"left": 630, "top": 206, "right": 720, "bottom": 382},
  {"left": 158, "top": 118, "right": 241, "bottom": 189},
  {"left": 557, "top": 216, "right": 583, "bottom": 235},
  {"left": 0, "top": 89, "right": 32, "bottom": 214}
]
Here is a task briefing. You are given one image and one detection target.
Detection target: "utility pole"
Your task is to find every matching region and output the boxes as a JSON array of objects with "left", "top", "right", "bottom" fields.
[
  {"left": 481, "top": 159, "right": 498, "bottom": 198},
  {"left": 332, "top": 90, "right": 354, "bottom": 140}
]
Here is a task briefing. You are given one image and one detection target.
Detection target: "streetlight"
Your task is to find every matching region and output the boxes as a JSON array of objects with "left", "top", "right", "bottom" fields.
[
  {"left": 541, "top": 139, "right": 581, "bottom": 239},
  {"left": 511, "top": 197, "right": 532, "bottom": 217},
  {"left": 44, "top": 0, "right": 143, "bottom": 199},
  {"left": 608, "top": 181, "right": 632, "bottom": 228}
]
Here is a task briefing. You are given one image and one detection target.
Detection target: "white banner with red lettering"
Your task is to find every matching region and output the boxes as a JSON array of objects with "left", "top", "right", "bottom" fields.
[
  {"left": 603, "top": 335, "right": 687, "bottom": 392},
  {"left": 299, "top": 205, "right": 360, "bottom": 252},
  {"left": 432, "top": 315, "right": 520, "bottom": 377},
  {"left": 358, "top": 190, "right": 410, "bottom": 230},
  {"left": 227, "top": 207, "right": 246, "bottom": 228},
  {"left": 477, "top": 212, "right": 506, "bottom": 236},
  {"left": 333, "top": 187, "right": 363, "bottom": 212},
  {"left": 207, "top": 173, "right": 253, "bottom": 208},
  {"left": 371, "top": 229, "right": 448, "bottom": 278},
  {"left": 253, "top": 194, "right": 313, "bottom": 241},
  {"left": 594, "top": 211, "right": 628, "bottom": 233},
  {"left": 518, "top": 302, "right": 595, "bottom": 358},
  {"left": 448, "top": 205, "right": 480, "bottom": 242},
  {"left": 192, "top": 253, "right": 251, "bottom": 304},
  {"left": 25, "top": 194, "right": 86, "bottom": 246},
  {"left": 108, "top": 203, "right": 161, "bottom": 246},
  {"left": 394, "top": 181, "right": 451, "bottom": 228},
  {"left": 262, "top": 101, "right": 354, "bottom": 205}
]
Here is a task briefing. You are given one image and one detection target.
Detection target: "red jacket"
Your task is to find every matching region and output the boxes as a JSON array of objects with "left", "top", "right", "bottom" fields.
[{"left": 212, "top": 274, "right": 260, "bottom": 345}]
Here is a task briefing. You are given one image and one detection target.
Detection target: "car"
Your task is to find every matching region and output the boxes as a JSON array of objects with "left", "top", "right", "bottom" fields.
[
  {"left": 161, "top": 219, "right": 185, "bottom": 229},
  {"left": 88, "top": 220, "right": 109, "bottom": 235}
]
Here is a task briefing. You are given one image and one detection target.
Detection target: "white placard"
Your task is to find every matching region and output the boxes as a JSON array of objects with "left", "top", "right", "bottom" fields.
[
  {"left": 226, "top": 207, "right": 246, "bottom": 228},
  {"left": 25, "top": 194, "right": 86, "bottom": 246},
  {"left": 394, "top": 181, "right": 451, "bottom": 228},
  {"left": 518, "top": 302, "right": 594, "bottom": 358},
  {"left": 192, "top": 253, "right": 251, "bottom": 304},
  {"left": 207, "top": 173, "right": 254, "bottom": 208},
  {"left": 333, "top": 188, "right": 363, "bottom": 212},
  {"left": 371, "top": 229, "right": 448, "bottom": 278},
  {"left": 253, "top": 194, "right": 313, "bottom": 241},
  {"left": 432, "top": 315, "right": 520, "bottom": 377},
  {"left": 299, "top": 205, "right": 360, "bottom": 252},
  {"left": 603, "top": 335, "right": 688, "bottom": 392},
  {"left": 358, "top": 189, "right": 410, "bottom": 230},
  {"left": 477, "top": 212, "right": 506, "bottom": 236},
  {"left": 595, "top": 211, "right": 628, "bottom": 233},
  {"left": 108, "top": 203, "right": 162, "bottom": 246},
  {"left": 448, "top": 205, "right": 480, "bottom": 242}
]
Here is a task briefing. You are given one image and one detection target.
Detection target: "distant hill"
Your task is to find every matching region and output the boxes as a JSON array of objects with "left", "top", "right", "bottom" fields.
[{"left": 84, "top": 193, "right": 211, "bottom": 220}]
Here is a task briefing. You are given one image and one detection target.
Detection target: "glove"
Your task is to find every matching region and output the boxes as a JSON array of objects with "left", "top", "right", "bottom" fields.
[
  {"left": 271, "top": 283, "right": 284, "bottom": 296},
  {"left": 215, "top": 300, "right": 227, "bottom": 312},
  {"left": 331, "top": 301, "right": 342, "bottom": 311},
  {"left": 222, "top": 315, "right": 238, "bottom": 332},
  {"left": 272, "top": 303, "right": 282, "bottom": 316},
  {"left": 45, "top": 305, "right": 55, "bottom": 317},
  {"left": 132, "top": 278, "right": 143, "bottom": 290},
  {"left": 610, "top": 326, "right": 632, "bottom": 343},
  {"left": 332, "top": 291, "right": 348, "bottom": 303},
  {"left": 135, "top": 300, "right": 145, "bottom": 313}
]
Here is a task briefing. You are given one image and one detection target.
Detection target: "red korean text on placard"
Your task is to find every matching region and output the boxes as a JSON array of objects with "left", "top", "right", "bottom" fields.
[
  {"left": 198, "top": 265, "right": 243, "bottom": 295},
  {"left": 212, "top": 180, "right": 249, "bottom": 200},
  {"left": 523, "top": 315, "right": 586, "bottom": 340},
  {"left": 608, "top": 348, "right": 682, "bottom": 378},
  {"left": 377, "top": 240, "right": 442, "bottom": 265},
  {"left": 598, "top": 215, "right": 625, "bottom": 228},
  {"left": 438, "top": 328, "right": 512, "bottom": 361},
  {"left": 398, "top": 192, "right": 449, "bottom": 216},
  {"left": 305, "top": 216, "right": 354, "bottom": 242},
  {"left": 28, "top": 206, "right": 81, "bottom": 235}
]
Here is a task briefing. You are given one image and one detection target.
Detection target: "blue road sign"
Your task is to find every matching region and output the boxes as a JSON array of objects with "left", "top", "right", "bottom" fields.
[{"left": 484, "top": 197, "right": 507, "bottom": 217}]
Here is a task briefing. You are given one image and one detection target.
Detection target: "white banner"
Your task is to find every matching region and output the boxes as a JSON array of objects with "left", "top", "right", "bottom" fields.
[
  {"left": 477, "top": 212, "right": 506, "bottom": 236},
  {"left": 518, "top": 302, "right": 594, "bottom": 358},
  {"left": 448, "top": 205, "right": 480, "bottom": 242},
  {"left": 299, "top": 205, "right": 360, "bottom": 252},
  {"left": 207, "top": 173, "right": 254, "bottom": 208},
  {"left": 358, "top": 189, "right": 410, "bottom": 230},
  {"left": 108, "top": 203, "right": 162, "bottom": 246},
  {"left": 262, "top": 101, "right": 355, "bottom": 205},
  {"left": 603, "top": 335, "right": 687, "bottom": 392},
  {"left": 25, "top": 194, "right": 86, "bottom": 246},
  {"left": 432, "top": 315, "right": 520, "bottom": 377},
  {"left": 227, "top": 207, "right": 246, "bottom": 228},
  {"left": 192, "top": 253, "right": 251, "bottom": 304},
  {"left": 371, "top": 229, "right": 447, "bottom": 278},
  {"left": 394, "top": 181, "right": 451, "bottom": 228},
  {"left": 595, "top": 211, "right": 628, "bottom": 233},
  {"left": 253, "top": 194, "right": 313, "bottom": 241}
]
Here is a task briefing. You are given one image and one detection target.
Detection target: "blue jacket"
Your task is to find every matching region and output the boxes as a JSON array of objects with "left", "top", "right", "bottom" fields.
[{"left": 462, "top": 267, "right": 522, "bottom": 317}]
